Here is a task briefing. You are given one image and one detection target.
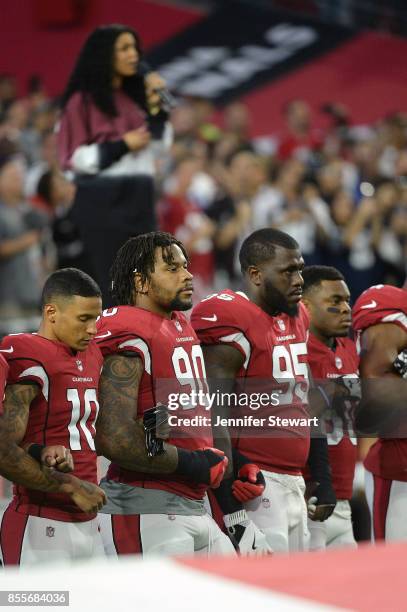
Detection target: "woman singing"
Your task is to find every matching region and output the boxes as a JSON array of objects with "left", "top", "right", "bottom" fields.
[{"left": 57, "top": 24, "right": 172, "bottom": 304}]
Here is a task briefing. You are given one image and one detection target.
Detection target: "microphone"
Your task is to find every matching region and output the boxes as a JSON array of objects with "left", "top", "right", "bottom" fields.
[{"left": 138, "top": 61, "right": 177, "bottom": 111}]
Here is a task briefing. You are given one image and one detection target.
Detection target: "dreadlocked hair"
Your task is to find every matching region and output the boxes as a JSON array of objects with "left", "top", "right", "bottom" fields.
[{"left": 110, "top": 232, "right": 189, "bottom": 306}]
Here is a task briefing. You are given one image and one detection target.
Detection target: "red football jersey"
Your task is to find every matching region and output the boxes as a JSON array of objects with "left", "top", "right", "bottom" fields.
[
  {"left": 0, "top": 353, "right": 8, "bottom": 415},
  {"left": 191, "top": 290, "right": 310, "bottom": 474},
  {"left": 95, "top": 306, "right": 212, "bottom": 500},
  {"left": 0, "top": 333, "right": 102, "bottom": 522},
  {"left": 353, "top": 284, "right": 407, "bottom": 481},
  {"left": 306, "top": 334, "right": 359, "bottom": 499}
]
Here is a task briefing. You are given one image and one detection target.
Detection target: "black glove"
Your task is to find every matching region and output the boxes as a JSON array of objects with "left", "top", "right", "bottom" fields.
[
  {"left": 306, "top": 480, "right": 337, "bottom": 521},
  {"left": 334, "top": 375, "right": 361, "bottom": 402},
  {"left": 143, "top": 404, "right": 169, "bottom": 457}
]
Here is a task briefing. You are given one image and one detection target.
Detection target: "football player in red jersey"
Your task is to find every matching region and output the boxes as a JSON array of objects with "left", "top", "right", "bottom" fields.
[
  {"left": 353, "top": 283, "right": 407, "bottom": 541},
  {"left": 0, "top": 268, "right": 107, "bottom": 566},
  {"left": 0, "top": 346, "right": 75, "bottom": 489},
  {"left": 94, "top": 232, "right": 235, "bottom": 556},
  {"left": 302, "top": 266, "right": 359, "bottom": 549},
  {"left": 191, "top": 229, "right": 336, "bottom": 553}
]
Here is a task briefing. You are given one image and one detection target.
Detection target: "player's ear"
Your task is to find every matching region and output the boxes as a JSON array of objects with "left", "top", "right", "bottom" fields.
[
  {"left": 134, "top": 272, "right": 148, "bottom": 295},
  {"left": 247, "top": 265, "right": 262, "bottom": 286},
  {"left": 44, "top": 303, "right": 57, "bottom": 324}
]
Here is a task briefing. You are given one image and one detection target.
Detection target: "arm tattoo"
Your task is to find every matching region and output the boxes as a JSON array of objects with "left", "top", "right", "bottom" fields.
[
  {"left": 0, "top": 383, "right": 70, "bottom": 493},
  {"left": 2, "top": 383, "right": 38, "bottom": 442},
  {"left": 96, "top": 354, "right": 177, "bottom": 473}
]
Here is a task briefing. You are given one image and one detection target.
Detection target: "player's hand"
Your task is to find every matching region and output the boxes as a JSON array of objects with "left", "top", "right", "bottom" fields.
[
  {"left": 200, "top": 447, "right": 228, "bottom": 488},
  {"left": 123, "top": 127, "right": 151, "bottom": 152},
  {"left": 41, "top": 446, "right": 74, "bottom": 473},
  {"left": 224, "top": 511, "right": 272, "bottom": 556},
  {"left": 306, "top": 481, "right": 336, "bottom": 522},
  {"left": 334, "top": 375, "right": 361, "bottom": 400},
  {"left": 59, "top": 476, "right": 107, "bottom": 514},
  {"left": 176, "top": 447, "right": 228, "bottom": 487},
  {"left": 143, "top": 404, "right": 170, "bottom": 457},
  {"left": 232, "top": 463, "right": 265, "bottom": 502}
]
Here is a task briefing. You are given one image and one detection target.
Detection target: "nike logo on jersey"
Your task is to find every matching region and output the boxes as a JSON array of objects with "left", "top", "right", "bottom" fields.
[
  {"left": 201, "top": 315, "right": 217, "bottom": 322},
  {"left": 252, "top": 536, "right": 257, "bottom": 550},
  {"left": 361, "top": 300, "right": 377, "bottom": 309},
  {"left": 95, "top": 331, "right": 112, "bottom": 339},
  {"left": 0, "top": 347, "right": 13, "bottom": 353}
]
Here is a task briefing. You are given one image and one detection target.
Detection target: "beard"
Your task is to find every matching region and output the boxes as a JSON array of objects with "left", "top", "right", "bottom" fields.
[
  {"left": 168, "top": 291, "right": 193, "bottom": 312},
  {"left": 148, "top": 277, "right": 193, "bottom": 312},
  {"left": 334, "top": 328, "right": 350, "bottom": 337},
  {"left": 263, "top": 278, "right": 299, "bottom": 317}
]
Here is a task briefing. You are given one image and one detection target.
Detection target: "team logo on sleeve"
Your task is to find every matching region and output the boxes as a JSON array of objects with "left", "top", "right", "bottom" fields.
[
  {"left": 201, "top": 315, "right": 217, "bottom": 322},
  {"left": 46, "top": 526, "right": 55, "bottom": 538},
  {"left": 361, "top": 300, "right": 377, "bottom": 309},
  {"left": 95, "top": 331, "right": 111, "bottom": 339},
  {"left": 76, "top": 360, "right": 84, "bottom": 372}
]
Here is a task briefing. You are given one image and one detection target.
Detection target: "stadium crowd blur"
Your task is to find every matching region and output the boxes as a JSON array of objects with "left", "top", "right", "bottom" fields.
[{"left": 0, "top": 73, "right": 406, "bottom": 335}]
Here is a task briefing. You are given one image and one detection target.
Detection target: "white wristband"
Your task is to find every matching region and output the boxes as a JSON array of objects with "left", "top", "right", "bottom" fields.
[{"left": 223, "top": 509, "right": 249, "bottom": 528}]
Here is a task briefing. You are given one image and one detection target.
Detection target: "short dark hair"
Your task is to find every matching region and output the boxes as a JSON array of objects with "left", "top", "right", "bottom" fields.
[
  {"left": 41, "top": 268, "right": 101, "bottom": 308},
  {"left": 302, "top": 265, "right": 345, "bottom": 294},
  {"left": 239, "top": 229, "right": 299, "bottom": 273},
  {"left": 110, "top": 231, "right": 188, "bottom": 306}
]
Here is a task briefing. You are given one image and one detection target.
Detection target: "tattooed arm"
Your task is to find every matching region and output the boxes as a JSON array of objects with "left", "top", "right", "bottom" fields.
[
  {"left": 95, "top": 354, "right": 178, "bottom": 473},
  {"left": 0, "top": 383, "right": 74, "bottom": 491},
  {"left": 0, "top": 383, "right": 106, "bottom": 512},
  {"left": 96, "top": 353, "right": 229, "bottom": 487}
]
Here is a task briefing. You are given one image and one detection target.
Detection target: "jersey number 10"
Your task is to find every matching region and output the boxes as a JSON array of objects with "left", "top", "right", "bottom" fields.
[{"left": 66, "top": 388, "right": 99, "bottom": 451}]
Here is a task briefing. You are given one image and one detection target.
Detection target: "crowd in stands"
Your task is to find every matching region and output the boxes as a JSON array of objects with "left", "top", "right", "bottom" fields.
[{"left": 0, "top": 72, "right": 406, "bottom": 333}]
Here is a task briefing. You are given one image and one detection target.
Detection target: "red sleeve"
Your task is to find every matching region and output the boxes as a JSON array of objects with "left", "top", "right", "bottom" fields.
[
  {"left": 191, "top": 292, "right": 250, "bottom": 365},
  {"left": 95, "top": 309, "right": 151, "bottom": 373},
  {"left": 0, "top": 336, "right": 49, "bottom": 398},
  {"left": 57, "top": 92, "right": 89, "bottom": 171},
  {"left": 353, "top": 285, "right": 407, "bottom": 333}
]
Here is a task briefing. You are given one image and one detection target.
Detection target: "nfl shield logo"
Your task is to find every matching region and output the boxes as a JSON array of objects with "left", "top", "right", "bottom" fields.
[
  {"left": 76, "top": 360, "right": 83, "bottom": 372},
  {"left": 335, "top": 356, "right": 343, "bottom": 369},
  {"left": 277, "top": 319, "right": 286, "bottom": 331},
  {"left": 175, "top": 321, "right": 182, "bottom": 332},
  {"left": 46, "top": 526, "right": 55, "bottom": 538},
  {"left": 262, "top": 498, "right": 271, "bottom": 509}
]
